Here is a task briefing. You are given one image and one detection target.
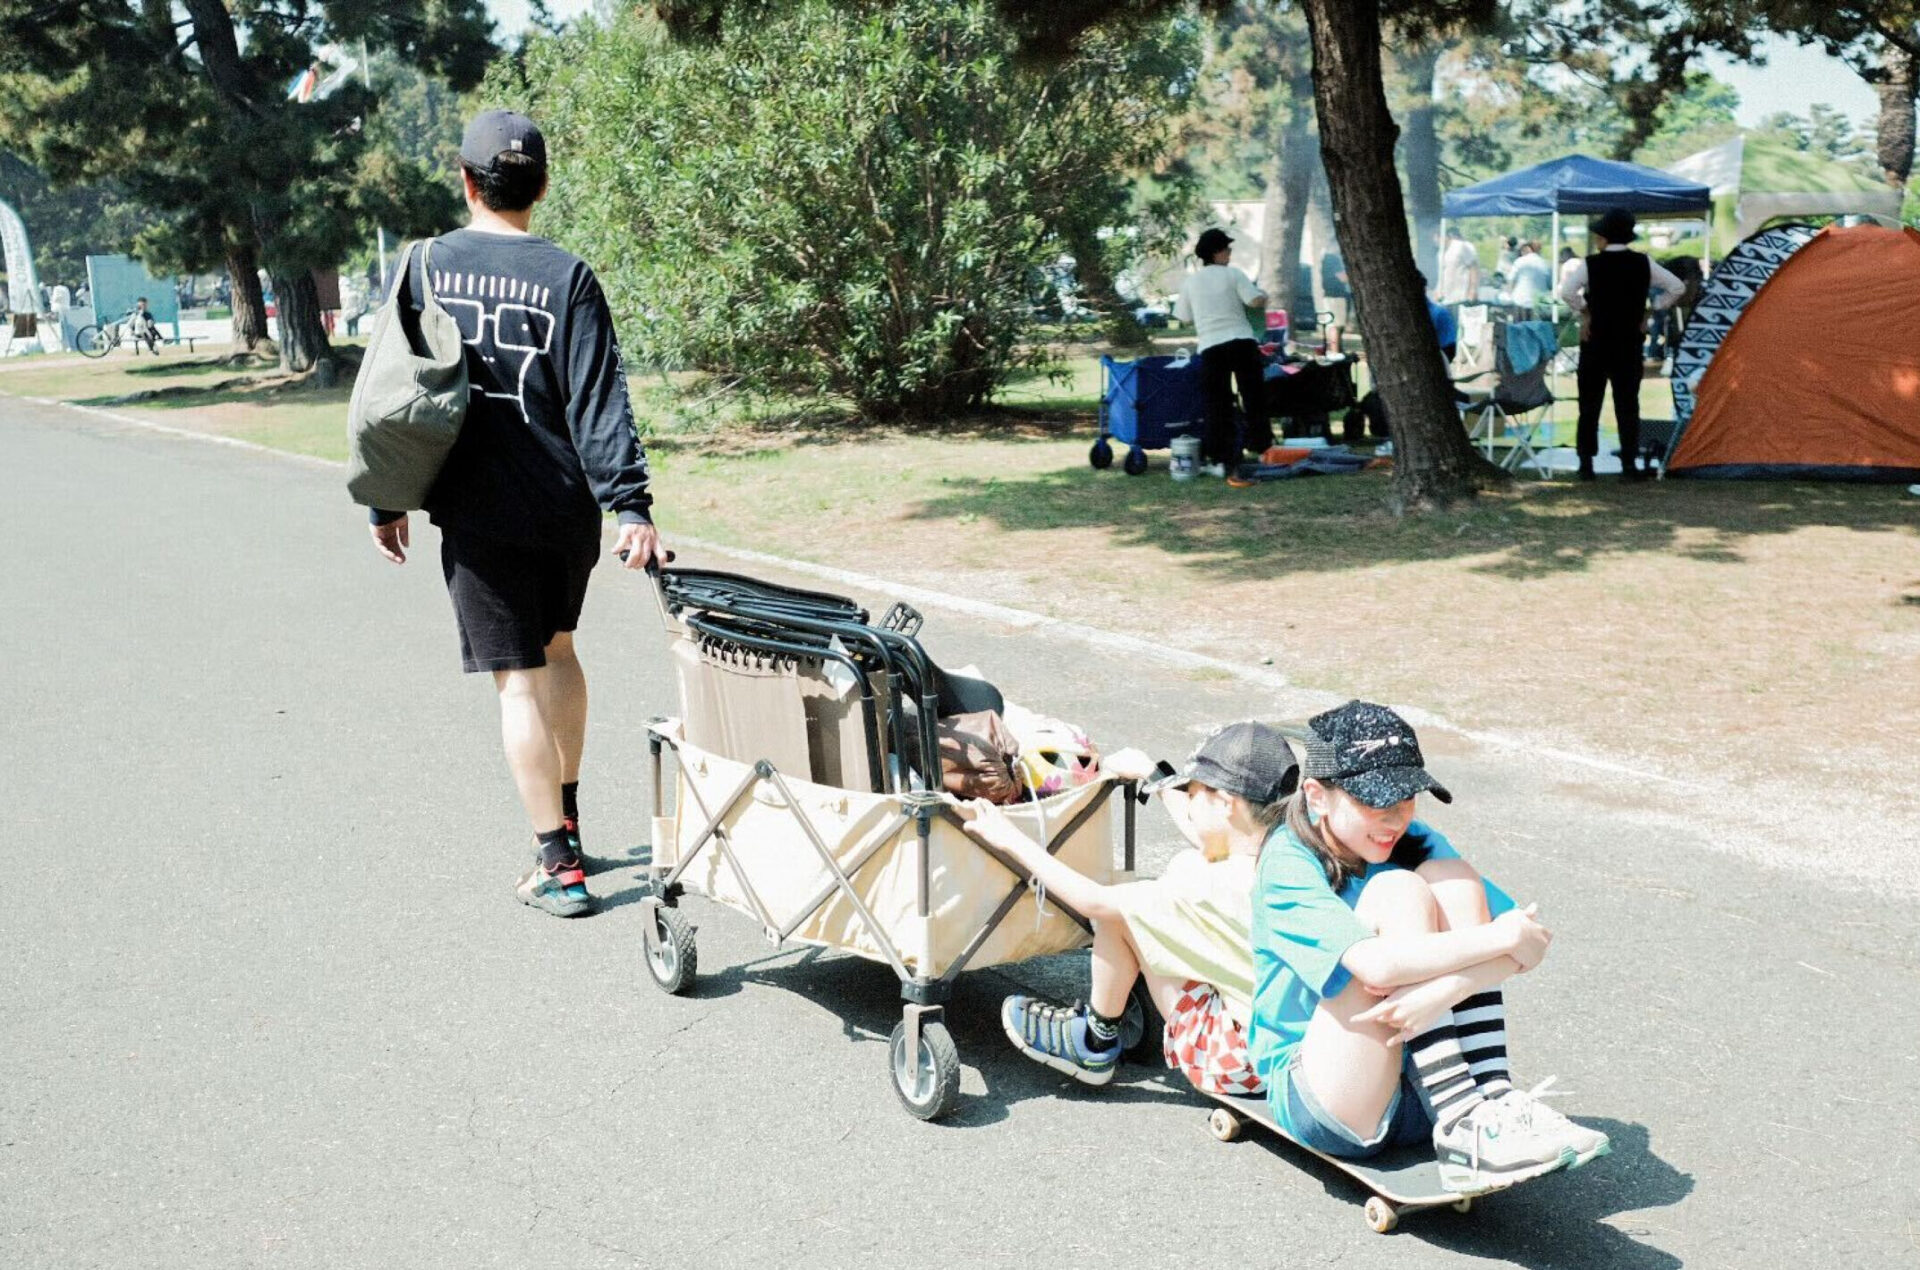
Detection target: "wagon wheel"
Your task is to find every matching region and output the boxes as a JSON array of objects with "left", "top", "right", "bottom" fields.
[
  {"left": 1122, "top": 447, "right": 1148, "bottom": 476},
  {"left": 1090, "top": 439, "right": 1114, "bottom": 470},
  {"left": 642, "top": 902, "right": 698, "bottom": 995},
  {"left": 1119, "top": 978, "right": 1163, "bottom": 1059},
  {"left": 888, "top": 1017, "right": 960, "bottom": 1121}
]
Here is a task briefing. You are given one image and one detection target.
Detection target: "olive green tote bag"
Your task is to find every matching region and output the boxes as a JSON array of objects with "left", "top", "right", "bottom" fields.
[{"left": 345, "top": 238, "right": 468, "bottom": 510}]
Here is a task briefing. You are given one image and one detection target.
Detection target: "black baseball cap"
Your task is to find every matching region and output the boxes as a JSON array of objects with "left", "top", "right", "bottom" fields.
[
  {"left": 1301, "top": 700, "right": 1452, "bottom": 808},
  {"left": 1175, "top": 721, "right": 1299, "bottom": 805},
  {"left": 1194, "top": 228, "right": 1235, "bottom": 259},
  {"left": 461, "top": 109, "right": 547, "bottom": 170}
]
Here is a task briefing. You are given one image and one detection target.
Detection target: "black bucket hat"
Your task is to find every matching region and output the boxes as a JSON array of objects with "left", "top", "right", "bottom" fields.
[
  {"left": 1301, "top": 701, "right": 1452, "bottom": 809},
  {"left": 1194, "top": 228, "right": 1235, "bottom": 260},
  {"left": 1591, "top": 207, "right": 1638, "bottom": 244}
]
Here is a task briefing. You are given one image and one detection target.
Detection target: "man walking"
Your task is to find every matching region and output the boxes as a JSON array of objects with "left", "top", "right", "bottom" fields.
[
  {"left": 367, "top": 109, "right": 667, "bottom": 916},
  {"left": 1558, "top": 208, "right": 1684, "bottom": 481}
]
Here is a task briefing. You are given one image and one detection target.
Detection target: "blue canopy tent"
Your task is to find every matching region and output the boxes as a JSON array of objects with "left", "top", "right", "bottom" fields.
[
  {"left": 1443, "top": 154, "right": 1713, "bottom": 219},
  {"left": 1441, "top": 154, "right": 1714, "bottom": 286}
]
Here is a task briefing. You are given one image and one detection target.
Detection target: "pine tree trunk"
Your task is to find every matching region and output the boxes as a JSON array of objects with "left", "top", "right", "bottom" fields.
[
  {"left": 1398, "top": 45, "right": 1442, "bottom": 281},
  {"left": 1275, "top": 117, "right": 1316, "bottom": 319},
  {"left": 1300, "top": 0, "right": 1499, "bottom": 509},
  {"left": 1259, "top": 154, "right": 1286, "bottom": 301},
  {"left": 1307, "top": 166, "right": 1337, "bottom": 314},
  {"left": 272, "top": 270, "right": 334, "bottom": 376},
  {"left": 224, "top": 238, "right": 268, "bottom": 351},
  {"left": 1066, "top": 221, "right": 1146, "bottom": 348},
  {"left": 1877, "top": 47, "right": 1917, "bottom": 190}
]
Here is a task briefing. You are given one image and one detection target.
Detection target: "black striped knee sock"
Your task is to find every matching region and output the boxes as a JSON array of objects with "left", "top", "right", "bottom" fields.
[
  {"left": 1454, "top": 990, "right": 1513, "bottom": 1096},
  {"left": 1408, "top": 1019, "right": 1484, "bottom": 1130}
]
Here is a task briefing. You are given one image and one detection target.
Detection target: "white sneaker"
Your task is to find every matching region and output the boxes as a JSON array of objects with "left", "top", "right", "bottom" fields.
[
  {"left": 1199, "top": 462, "right": 1227, "bottom": 478},
  {"left": 1497, "top": 1079, "right": 1611, "bottom": 1167},
  {"left": 1432, "top": 1097, "right": 1575, "bottom": 1194}
]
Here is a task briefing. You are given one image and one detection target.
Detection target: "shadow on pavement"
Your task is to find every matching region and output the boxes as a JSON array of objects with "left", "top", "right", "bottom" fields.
[
  {"left": 584, "top": 876, "right": 1692, "bottom": 1263},
  {"left": 1386, "top": 1117, "right": 1691, "bottom": 1268}
]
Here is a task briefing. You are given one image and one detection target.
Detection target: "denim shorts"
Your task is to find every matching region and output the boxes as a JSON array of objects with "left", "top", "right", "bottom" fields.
[{"left": 1277, "top": 1049, "right": 1435, "bottom": 1159}]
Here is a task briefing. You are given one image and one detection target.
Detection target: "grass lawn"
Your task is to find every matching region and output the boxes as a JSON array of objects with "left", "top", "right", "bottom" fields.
[{"left": 8, "top": 342, "right": 1918, "bottom": 857}]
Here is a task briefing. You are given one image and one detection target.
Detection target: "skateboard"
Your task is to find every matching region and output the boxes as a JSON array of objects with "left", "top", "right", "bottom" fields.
[{"left": 1202, "top": 1090, "right": 1525, "bottom": 1234}]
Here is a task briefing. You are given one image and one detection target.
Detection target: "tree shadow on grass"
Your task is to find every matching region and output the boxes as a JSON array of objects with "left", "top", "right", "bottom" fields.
[{"left": 905, "top": 462, "right": 1920, "bottom": 582}]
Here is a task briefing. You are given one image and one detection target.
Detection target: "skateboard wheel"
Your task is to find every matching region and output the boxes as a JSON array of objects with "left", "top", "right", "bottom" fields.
[
  {"left": 1364, "top": 1196, "right": 1398, "bottom": 1233},
  {"left": 1451, "top": 1197, "right": 1473, "bottom": 1214},
  {"left": 1206, "top": 1107, "right": 1242, "bottom": 1142}
]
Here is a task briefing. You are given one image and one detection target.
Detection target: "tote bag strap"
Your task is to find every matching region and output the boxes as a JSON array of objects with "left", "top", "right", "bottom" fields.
[{"left": 385, "top": 237, "right": 441, "bottom": 310}]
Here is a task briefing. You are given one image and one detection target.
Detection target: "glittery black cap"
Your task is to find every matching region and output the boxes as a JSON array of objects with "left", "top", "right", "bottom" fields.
[{"left": 1302, "top": 700, "right": 1453, "bottom": 808}]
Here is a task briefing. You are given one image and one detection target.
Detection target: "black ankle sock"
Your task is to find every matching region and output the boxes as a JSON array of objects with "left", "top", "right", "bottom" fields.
[
  {"left": 537, "top": 827, "right": 574, "bottom": 871},
  {"left": 561, "top": 782, "right": 579, "bottom": 823},
  {"left": 1085, "top": 1008, "right": 1122, "bottom": 1049}
]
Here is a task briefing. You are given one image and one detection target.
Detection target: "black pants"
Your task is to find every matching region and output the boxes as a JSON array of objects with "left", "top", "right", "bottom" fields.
[
  {"left": 1200, "top": 338, "right": 1272, "bottom": 464},
  {"left": 1575, "top": 339, "right": 1642, "bottom": 464}
]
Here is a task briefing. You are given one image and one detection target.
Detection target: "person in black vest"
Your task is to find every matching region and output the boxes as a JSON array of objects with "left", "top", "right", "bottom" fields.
[{"left": 1557, "top": 208, "right": 1684, "bottom": 481}]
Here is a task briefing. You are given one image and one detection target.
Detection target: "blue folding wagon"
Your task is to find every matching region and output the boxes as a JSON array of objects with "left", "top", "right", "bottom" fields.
[{"left": 1091, "top": 354, "right": 1207, "bottom": 475}]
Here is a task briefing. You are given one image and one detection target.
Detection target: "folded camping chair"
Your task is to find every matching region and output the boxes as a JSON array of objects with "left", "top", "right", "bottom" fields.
[{"left": 1454, "top": 315, "right": 1556, "bottom": 478}]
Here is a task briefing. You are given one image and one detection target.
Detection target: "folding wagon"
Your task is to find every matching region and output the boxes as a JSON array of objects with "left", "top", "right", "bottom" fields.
[{"left": 635, "top": 568, "right": 1146, "bottom": 1119}]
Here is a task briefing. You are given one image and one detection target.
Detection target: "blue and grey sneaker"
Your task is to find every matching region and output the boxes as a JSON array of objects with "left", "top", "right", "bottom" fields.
[
  {"left": 515, "top": 856, "right": 593, "bottom": 918},
  {"left": 1001, "top": 995, "right": 1120, "bottom": 1086}
]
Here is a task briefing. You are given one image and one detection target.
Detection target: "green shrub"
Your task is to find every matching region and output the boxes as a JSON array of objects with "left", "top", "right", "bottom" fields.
[{"left": 501, "top": 1, "right": 1192, "bottom": 420}]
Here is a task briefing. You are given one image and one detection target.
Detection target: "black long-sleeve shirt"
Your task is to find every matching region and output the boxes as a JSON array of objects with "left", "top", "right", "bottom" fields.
[{"left": 371, "top": 227, "right": 652, "bottom": 541}]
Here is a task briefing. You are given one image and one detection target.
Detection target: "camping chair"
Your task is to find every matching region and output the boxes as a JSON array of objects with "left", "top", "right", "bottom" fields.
[{"left": 1454, "top": 316, "right": 1557, "bottom": 478}]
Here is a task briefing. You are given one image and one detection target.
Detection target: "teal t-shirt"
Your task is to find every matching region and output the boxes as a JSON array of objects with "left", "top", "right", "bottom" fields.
[{"left": 1246, "top": 821, "right": 1514, "bottom": 1132}]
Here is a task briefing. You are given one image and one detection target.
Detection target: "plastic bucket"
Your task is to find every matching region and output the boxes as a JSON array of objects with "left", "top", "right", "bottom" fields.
[{"left": 1170, "top": 433, "right": 1201, "bottom": 481}]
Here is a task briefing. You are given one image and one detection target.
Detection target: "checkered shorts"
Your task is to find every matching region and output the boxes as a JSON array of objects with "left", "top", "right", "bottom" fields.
[{"left": 1162, "top": 981, "right": 1265, "bottom": 1096}]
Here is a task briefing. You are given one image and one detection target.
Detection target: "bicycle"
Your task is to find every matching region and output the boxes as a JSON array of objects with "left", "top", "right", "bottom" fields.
[
  {"left": 75, "top": 309, "right": 162, "bottom": 359},
  {"left": 74, "top": 314, "right": 124, "bottom": 358}
]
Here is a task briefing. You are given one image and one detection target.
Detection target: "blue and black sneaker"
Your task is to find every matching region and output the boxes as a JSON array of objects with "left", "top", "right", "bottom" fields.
[{"left": 1001, "top": 995, "right": 1120, "bottom": 1086}]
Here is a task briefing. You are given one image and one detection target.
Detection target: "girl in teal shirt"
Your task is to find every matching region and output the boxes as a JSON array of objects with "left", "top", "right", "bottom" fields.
[{"left": 1248, "top": 701, "right": 1610, "bottom": 1194}]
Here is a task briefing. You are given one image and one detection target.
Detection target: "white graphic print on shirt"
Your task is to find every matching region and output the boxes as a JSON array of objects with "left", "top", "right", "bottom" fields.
[{"left": 431, "top": 269, "right": 556, "bottom": 423}]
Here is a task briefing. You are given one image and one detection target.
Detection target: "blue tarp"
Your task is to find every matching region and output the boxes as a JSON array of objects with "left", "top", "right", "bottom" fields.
[{"left": 1442, "top": 154, "right": 1712, "bottom": 219}]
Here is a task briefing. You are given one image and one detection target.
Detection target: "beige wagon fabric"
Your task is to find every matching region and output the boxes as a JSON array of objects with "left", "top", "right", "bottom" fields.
[{"left": 661, "top": 733, "right": 1113, "bottom": 977}]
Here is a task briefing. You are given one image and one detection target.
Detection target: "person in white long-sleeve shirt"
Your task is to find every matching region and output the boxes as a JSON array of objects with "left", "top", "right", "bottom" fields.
[
  {"left": 1174, "top": 228, "right": 1271, "bottom": 473},
  {"left": 1558, "top": 208, "right": 1685, "bottom": 481}
]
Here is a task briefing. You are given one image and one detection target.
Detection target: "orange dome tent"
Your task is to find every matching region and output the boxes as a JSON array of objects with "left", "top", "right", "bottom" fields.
[{"left": 1667, "top": 224, "right": 1920, "bottom": 481}]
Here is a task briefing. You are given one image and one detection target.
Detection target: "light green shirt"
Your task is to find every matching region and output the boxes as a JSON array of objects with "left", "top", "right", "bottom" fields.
[{"left": 1113, "top": 849, "right": 1256, "bottom": 1028}]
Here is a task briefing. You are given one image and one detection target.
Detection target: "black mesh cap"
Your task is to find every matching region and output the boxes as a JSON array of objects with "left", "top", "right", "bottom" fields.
[
  {"left": 1178, "top": 721, "right": 1299, "bottom": 805},
  {"left": 1301, "top": 700, "right": 1452, "bottom": 808}
]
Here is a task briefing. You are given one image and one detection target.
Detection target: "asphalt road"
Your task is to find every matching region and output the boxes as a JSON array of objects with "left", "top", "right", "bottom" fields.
[{"left": 2, "top": 398, "right": 1916, "bottom": 1269}]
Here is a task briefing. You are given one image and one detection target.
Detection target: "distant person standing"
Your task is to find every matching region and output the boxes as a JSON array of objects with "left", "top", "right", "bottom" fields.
[
  {"left": 365, "top": 109, "right": 667, "bottom": 917},
  {"left": 1507, "top": 241, "right": 1552, "bottom": 318},
  {"left": 1174, "top": 228, "right": 1271, "bottom": 475},
  {"left": 1436, "top": 227, "right": 1480, "bottom": 305},
  {"left": 1558, "top": 208, "right": 1685, "bottom": 481}
]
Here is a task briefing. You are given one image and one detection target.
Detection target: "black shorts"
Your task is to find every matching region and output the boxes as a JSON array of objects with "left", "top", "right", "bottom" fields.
[{"left": 439, "top": 529, "right": 599, "bottom": 673}]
